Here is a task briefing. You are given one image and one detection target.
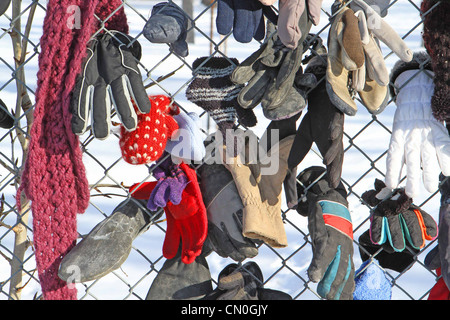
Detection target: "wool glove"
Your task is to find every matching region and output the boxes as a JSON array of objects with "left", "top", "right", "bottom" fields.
[
  {"left": 198, "top": 161, "right": 259, "bottom": 262},
  {"left": 288, "top": 54, "right": 345, "bottom": 189},
  {"left": 0, "top": 99, "right": 14, "bottom": 129},
  {"left": 119, "top": 95, "right": 179, "bottom": 165},
  {"left": 353, "top": 260, "right": 391, "bottom": 300},
  {"left": 147, "top": 155, "right": 190, "bottom": 210},
  {"left": 143, "top": 2, "right": 189, "bottom": 57},
  {"left": 362, "top": 179, "right": 438, "bottom": 253},
  {"left": 71, "top": 31, "right": 151, "bottom": 139},
  {"left": 131, "top": 162, "right": 208, "bottom": 264},
  {"left": 216, "top": 0, "right": 278, "bottom": 43},
  {"left": 296, "top": 166, "right": 355, "bottom": 300},
  {"left": 204, "top": 262, "right": 292, "bottom": 300},
  {"left": 385, "top": 53, "right": 450, "bottom": 198},
  {"left": 186, "top": 57, "right": 257, "bottom": 137},
  {"left": 231, "top": 8, "right": 312, "bottom": 120}
]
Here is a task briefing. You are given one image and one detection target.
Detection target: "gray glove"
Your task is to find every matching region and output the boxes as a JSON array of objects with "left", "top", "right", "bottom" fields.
[{"left": 198, "top": 161, "right": 259, "bottom": 262}]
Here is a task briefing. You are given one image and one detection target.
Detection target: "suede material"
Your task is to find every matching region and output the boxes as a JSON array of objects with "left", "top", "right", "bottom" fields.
[{"left": 341, "top": 9, "right": 365, "bottom": 70}]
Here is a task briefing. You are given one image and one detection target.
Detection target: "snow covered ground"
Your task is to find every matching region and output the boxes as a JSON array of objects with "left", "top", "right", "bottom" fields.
[{"left": 0, "top": 0, "right": 441, "bottom": 300}]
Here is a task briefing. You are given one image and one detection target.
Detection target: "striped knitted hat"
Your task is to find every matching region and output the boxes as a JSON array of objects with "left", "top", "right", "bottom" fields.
[{"left": 185, "top": 56, "right": 257, "bottom": 135}]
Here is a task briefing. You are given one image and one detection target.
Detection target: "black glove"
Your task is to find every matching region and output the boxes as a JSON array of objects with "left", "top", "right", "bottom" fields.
[
  {"left": 288, "top": 54, "right": 345, "bottom": 189},
  {"left": 361, "top": 179, "right": 438, "bottom": 253},
  {"left": 71, "top": 31, "right": 151, "bottom": 140},
  {"left": 203, "top": 262, "right": 292, "bottom": 300},
  {"left": 296, "top": 166, "right": 355, "bottom": 300},
  {"left": 216, "top": 0, "right": 278, "bottom": 43}
]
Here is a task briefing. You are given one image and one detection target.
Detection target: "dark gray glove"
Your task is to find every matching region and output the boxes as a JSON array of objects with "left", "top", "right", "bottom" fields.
[
  {"left": 288, "top": 54, "right": 345, "bottom": 189},
  {"left": 198, "top": 162, "right": 259, "bottom": 262},
  {"left": 0, "top": 99, "right": 14, "bottom": 129},
  {"left": 296, "top": 166, "right": 355, "bottom": 300},
  {"left": 71, "top": 31, "right": 151, "bottom": 139},
  {"left": 143, "top": 2, "right": 189, "bottom": 57}
]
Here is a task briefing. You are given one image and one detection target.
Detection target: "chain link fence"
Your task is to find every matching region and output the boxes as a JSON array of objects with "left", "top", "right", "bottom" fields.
[{"left": 0, "top": 0, "right": 445, "bottom": 300}]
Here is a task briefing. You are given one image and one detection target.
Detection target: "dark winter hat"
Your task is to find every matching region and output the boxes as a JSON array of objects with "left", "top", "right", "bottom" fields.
[
  {"left": 186, "top": 56, "right": 257, "bottom": 135},
  {"left": 389, "top": 51, "right": 433, "bottom": 100},
  {"left": 421, "top": 0, "right": 450, "bottom": 122},
  {"left": 0, "top": 99, "right": 14, "bottom": 129}
]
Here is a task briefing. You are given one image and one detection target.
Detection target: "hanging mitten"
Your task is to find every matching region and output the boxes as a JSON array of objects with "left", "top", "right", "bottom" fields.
[
  {"left": 146, "top": 249, "right": 213, "bottom": 300},
  {"left": 203, "top": 262, "right": 292, "bottom": 300},
  {"left": 165, "top": 110, "right": 206, "bottom": 162},
  {"left": 143, "top": 2, "right": 189, "bottom": 57},
  {"left": 186, "top": 57, "right": 257, "bottom": 136},
  {"left": 428, "top": 268, "right": 450, "bottom": 300},
  {"left": 296, "top": 166, "right": 355, "bottom": 300},
  {"left": 362, "top": 179, "right": 438, "bottom": 253},
  {"left": 215, "top": 0, "right": 278, "bottom": 43},
  {"left": 198, "top": 161, "right": 259, "bottom": 262},
  {"left": 277, "top": 0, "right": 323, "bottom": 49},
  {"left": 353, "top": 260, "right": 391, "bottom": 300},
  {"left": 58, "top": 198, "right": 158, "bottom": 283},
  {"left": 71, "top": 31, "right": 152, "bottom": 139},
  {"left": 288, "top": 54, "right": 345, "bottom": 189},
  {"left": 0, "top": 99, "right": 14, "bottom": 129},
  {"left": 119, "top": 95, "right": 179, "bottom": 165},
  {"left": 385, "top": 52, "right": 450, "bottom": 198},
  {"left": 131, "top": 162, "right": 208, "bottom": 264},
  {"left": 147, "top": 154, "right": 190, "bottom": 210}
]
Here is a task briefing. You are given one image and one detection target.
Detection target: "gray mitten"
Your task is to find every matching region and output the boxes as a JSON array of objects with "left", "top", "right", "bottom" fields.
[{"left": 143, "top": 2, "right": 189, "bottom": 57}]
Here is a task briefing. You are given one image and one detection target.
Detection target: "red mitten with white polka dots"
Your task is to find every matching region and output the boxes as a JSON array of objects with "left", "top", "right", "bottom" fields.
[{"left": 119, "top": 95, "right": 179, "bottom": 165}]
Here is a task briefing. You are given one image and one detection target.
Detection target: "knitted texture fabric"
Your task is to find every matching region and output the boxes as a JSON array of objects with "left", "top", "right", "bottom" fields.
[
  {"left": 16, "top": 0, "right": 128, "bottom": 300},
  {"left": 421, "top": 0, "right": 450, "bottom": 122},
  {"left": 119, "top": 95, "right": 179, "bottom": 165}
]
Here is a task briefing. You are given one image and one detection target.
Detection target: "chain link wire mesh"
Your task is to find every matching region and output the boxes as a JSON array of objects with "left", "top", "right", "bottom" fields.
[{"left": 0, "top": 0, "right": 445, "bottom": 300}]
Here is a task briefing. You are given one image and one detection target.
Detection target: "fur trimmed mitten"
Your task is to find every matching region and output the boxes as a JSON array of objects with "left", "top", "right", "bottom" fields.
[{"left": 119, "top": 95, "right": 179, "bottom": 165}]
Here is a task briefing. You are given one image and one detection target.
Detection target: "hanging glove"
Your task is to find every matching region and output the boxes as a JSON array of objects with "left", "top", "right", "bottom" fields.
[
  {"left": 146, "top": 249, "right": 213, "bottom": 300},
  {"left": 385, "top": 52, "right": 450, "bottom": 198},
  {"left": 198, "top": 161, "right": 259, "bottom": 262},
  {"left": 361, "top": 179, "right": 438, "bottom": 253},
  {"left": 143, "top": 2, "right": 189, "bottom": 57},
  {"left": 0, "top": 99, "right": 14, "bottom": 129},
  {"left": 215, "top": 0, "right": 278, "bottom": 43},
  {"left": 147, "top": 154, "right": 190, "bottom": 210},
  {"left": 288, "top": 54, "right": 345, "bottom": 189},
  {"left": 203, "top": 262, "right": 292, "bottom": 300},
  {"left": 71, "top": 31, "right": 152, "bottom": 139},
  {"left": 131, "top": 162, "right": 207, "bottom": 264},
  {"left": 353, "top": 260, "right": 391, "bottom": 300},
  {"left": 231, "top": 8, "right": 312, "bottom": 120},
  {"left": 296, "top": 166, "right": 355, "bottom": 300}
]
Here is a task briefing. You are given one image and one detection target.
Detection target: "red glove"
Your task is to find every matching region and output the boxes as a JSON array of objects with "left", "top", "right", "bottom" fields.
[{"left": 130, "top": 163, "right": 207, "bottom": 264}]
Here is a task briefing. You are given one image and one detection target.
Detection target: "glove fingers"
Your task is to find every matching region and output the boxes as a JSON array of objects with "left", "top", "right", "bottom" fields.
[
  {"left": 369, "top": 214, "right": 387, "bottom": 245},
  {"left": 404, "top": 129, "right": 422, "bottom": 198},
  {"left": 321, "top": 248, "right": 353, "bottom": 300},
  {"left": 237, "top": 65, "right": 276, "bottom": 109},
  {"left": 71, "top": 83, "right": 94, "bottom": 136},
  {"left": 216, "top": 0, "right": 234, "bottom": 36},
  {"left": 92, "top": 81, "right": 111, "bottom": 140},
  {"left": 387, "top": 214, "right": 406, "bottom": 252},
  {"left": 126, "top": 70, "right": 152, "bottom": 114},
  {"left": 401, "top": 210, "right": 426, "bottom": 249},
  {"left": 109, "top": 77, "right": 138, "bottom": 132},
  {"left": 385, "top": 125, "right": 406, "bottom": 190},
  {"left": 233, "top": 4, "right": 262, "bottom": 43},
  {"left": 421, "top": 132, "right": 442, "bottom": 193},
  {"left": 431, "top": 122, "right": 450, "bottom": 177},
  {"left": 419, "top": 209, "right": 438, "bottom": 241}
]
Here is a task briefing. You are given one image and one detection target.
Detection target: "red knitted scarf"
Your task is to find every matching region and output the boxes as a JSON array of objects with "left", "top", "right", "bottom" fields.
[{"left": 17, "top": 0, "right": 128, "bottom": 300}]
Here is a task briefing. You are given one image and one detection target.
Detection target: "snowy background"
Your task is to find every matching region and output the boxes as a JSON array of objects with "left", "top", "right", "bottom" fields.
[{"left": 0, "top": 0, "right": 441, "bottom": 300}]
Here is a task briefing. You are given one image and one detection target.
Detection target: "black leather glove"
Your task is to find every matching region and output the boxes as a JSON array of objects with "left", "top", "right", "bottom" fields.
[{"left": 71, "top": 31, "right": 151, "bottom": 139}]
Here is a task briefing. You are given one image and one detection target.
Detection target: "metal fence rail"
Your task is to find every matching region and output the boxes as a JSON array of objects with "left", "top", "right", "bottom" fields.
[{"left": 0, "top": 0, "right": 446, "bottom": 300}]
